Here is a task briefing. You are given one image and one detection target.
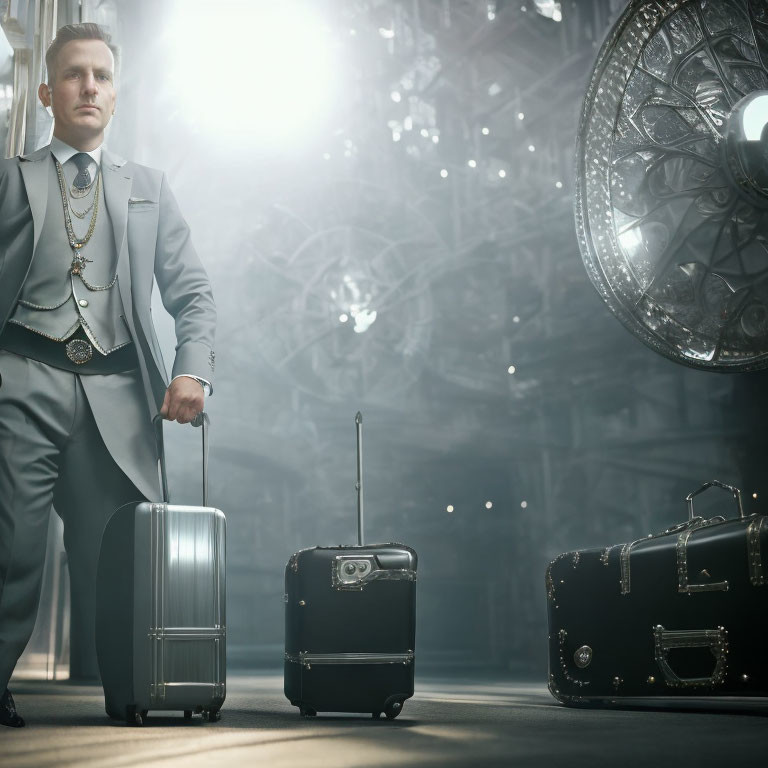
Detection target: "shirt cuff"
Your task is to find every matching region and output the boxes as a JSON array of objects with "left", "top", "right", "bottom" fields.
[{"left": 172, "top": 373, "right": 212, "bottom": 396}]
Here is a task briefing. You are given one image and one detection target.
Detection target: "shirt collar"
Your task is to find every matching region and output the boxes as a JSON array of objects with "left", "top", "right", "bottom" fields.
[{"left": 50, "top": 136, "right": 103, "bottom": 167}]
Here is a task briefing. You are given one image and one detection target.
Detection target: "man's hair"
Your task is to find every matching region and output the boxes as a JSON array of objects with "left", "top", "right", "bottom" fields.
[{"left": 45, "top": 23, "right": 119, "bottom": 83}]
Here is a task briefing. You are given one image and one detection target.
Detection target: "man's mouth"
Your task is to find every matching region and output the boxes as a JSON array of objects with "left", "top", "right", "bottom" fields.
[{"left": 77, "top": 105, "right": 99, "bottom": 111}]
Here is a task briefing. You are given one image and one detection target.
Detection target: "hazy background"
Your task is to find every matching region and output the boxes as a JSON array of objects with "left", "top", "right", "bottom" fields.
[{"left": 94, "top": 0, "right": 768, "bottom": 675}]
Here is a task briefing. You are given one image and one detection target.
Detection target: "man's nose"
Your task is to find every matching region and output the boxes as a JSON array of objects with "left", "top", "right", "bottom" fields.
[{"left": 81, "top": 73, "right": 98, "bottom": 93}]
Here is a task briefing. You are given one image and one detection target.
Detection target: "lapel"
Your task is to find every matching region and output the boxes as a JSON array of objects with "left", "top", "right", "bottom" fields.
[
  {"left": 101, "top": 149, "right": 135, "bottom": 326},
  {"left": 19, "top": 145, "right": 52, "bottom": 255}
]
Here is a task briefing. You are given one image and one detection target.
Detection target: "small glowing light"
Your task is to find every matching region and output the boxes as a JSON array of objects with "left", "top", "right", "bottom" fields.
[
  {"left": 339, "top": 313, "right": 349, "bottom": 323},
  {"left": 420, "top": 128, "right": 429, "bottom": 138},
  {"left": 481, "top": 127, "right": 490, "bottom": 135},
  {"left": 392, "top": 131, "right": 401, "bottom": 141},
  {"left": 391, "top": 90, "right": 402, "bottom": 103},
  {"left": 553, "top": 9, "right": 562, "bottom": 21},
  {"left": 349, "top": 28, "right": 357, "bottom": 36},
  {"left": 555, "top": 180, "right": 563, "bottom": 189},
  {"left": 379, "top": 27, "right": 395, "bottom": 38},
  {"left": 521, "top": 5, "right": 527, "bottom": 11},
  {"left": 440, "top": 169, "right": 448, "bottom": 178},
  {"left": 528, "top": 144, "right": 535, "bottom": 152},
  {"left": 488, "top": 82, "right": 502, "bottom": 97},
  {"left": 498, "top": 169, "right": 506, "bottom": 178},
  {"left": 517, "top": 112, "right": 525, "bottom": 120},
  {"left": 322, "top": 152, "right": 331, "bottom": 160},
  {"left": 508, "top": 365, "right": 516, "bottom": 374},
  {"left": 344, "top": 149, "right": 352, "bottom": 158},
  {"left": 488, "top": 12, "right": 496, "bottom": 21},
  {"left": 404, "top": 116, "right": 413, "bottom": 130},
  {"left": 753, "top": 492, "right": 759, "bottom": 499},
  {"left": 520, "top": 500, "right": 528, "bottom": 509},
  {"left": 432, "top": 135, "right": 439, "bottom": 144},
  {"left": 468, "top": 159, "right": 477, "bottom": 168},
  {"left": 447, "top": 505, "right": 454, "bottom": 513},
  {"left": 485, "top": 501, "right": 493, "bottom": 509},
  {"left": 512, "top": 315, "right": 520, "bottom": 323}
]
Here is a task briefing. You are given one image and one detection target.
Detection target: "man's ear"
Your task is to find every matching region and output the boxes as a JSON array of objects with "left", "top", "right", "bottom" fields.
[{"left": 38, "top": 82, "right": 51, "bottom": 109}]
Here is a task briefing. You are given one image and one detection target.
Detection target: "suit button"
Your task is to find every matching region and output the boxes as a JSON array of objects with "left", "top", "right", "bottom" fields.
[{"left": 78, "top": 299, "right": 89, "bottom": 308}]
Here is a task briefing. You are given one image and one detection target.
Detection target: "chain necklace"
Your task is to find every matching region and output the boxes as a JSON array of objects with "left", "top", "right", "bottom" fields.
[
  {"left": 69, "top": 193, "right": 97, "bottom": 219},
  {"left": 54, "top": 159, "right": 100, "bottom": 275}
]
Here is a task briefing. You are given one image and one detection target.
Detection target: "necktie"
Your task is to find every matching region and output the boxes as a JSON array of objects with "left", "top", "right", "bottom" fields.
[{"left": 72, "top": 153, "right": 92, "bottom": 192}]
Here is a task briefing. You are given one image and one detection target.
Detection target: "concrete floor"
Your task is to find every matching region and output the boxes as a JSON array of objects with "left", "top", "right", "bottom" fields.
[{"left": 3, "top": 673, "right": 766, "bottom": 767}]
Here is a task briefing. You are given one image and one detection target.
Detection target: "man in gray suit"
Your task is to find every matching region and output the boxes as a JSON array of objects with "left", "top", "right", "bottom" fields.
[{"left": 0, "top": 23, "right": 216, "bottom": 726}]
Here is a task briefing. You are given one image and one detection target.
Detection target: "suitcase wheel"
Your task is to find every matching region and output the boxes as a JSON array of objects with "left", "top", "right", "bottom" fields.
[
  {"left": 184, "top": 710, "right": 193, "bottom": 720},
  {"left": 299, "top": 706, "right": 317, "bottom": 717},
  {"left": 384, "top": 700, "right": 403, "bottom": 720},
  {"left": 203, "top": 708, "right": 221, "bottom": 722},
  {"left": 372, "top": 712, "right": 382, "bottom": 719},
  {"left": 127, "top": 706, "right": 148, "bottom": 726}
]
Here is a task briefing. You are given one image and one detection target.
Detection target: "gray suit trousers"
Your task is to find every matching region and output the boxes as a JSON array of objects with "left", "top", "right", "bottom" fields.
[{"left": 0, "top": 349, "right": 151, "bottom": 690}]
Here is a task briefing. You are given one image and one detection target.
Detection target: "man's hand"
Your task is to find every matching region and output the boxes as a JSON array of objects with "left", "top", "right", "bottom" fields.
[{"left": 160, "top": 376, "right": 204, "bottom": 424}]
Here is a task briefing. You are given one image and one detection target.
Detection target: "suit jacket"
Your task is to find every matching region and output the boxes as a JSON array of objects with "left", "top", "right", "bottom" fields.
[{"left": 0, "top": 144, "right": 216, "bottom": 417}]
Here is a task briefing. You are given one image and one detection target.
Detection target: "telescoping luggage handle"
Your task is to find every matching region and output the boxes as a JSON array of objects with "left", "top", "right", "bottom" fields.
[
  {"left": 355, "top": 411, "right": 364, "bottom": 546},
  {"left": 153, "top": 412, "right": 210, "bottom": 507},
  {"left": 686, "top": 480, "right": 744, "bottom": 521}
]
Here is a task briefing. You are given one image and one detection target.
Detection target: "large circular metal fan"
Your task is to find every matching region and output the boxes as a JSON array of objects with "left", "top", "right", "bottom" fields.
[{"left": 576, "top": 0, "right": 768, "bottom": 370}]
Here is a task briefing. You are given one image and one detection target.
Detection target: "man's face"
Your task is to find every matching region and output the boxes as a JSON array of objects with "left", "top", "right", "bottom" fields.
[{"left": 38, "top": 39, "right": 116, "bottom": 150}]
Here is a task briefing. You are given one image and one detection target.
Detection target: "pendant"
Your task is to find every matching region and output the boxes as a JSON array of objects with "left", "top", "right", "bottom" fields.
[{"left": 71, "top": 251, "right": 91, "bottom": 275}]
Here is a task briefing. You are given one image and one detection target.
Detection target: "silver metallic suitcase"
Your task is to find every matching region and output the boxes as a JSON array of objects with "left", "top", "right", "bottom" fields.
[{"left": 96, "top": 414, "right": 226, "bottom": 725}]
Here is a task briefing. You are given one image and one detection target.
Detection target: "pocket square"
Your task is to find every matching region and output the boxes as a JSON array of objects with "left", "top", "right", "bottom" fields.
[{"left": 128, "top": 197, "right": 156, "bottom": 205}]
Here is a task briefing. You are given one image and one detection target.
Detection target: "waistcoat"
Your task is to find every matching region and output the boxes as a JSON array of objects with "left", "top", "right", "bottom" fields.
[{"left": 9, "top": 154, "right": 130, "bottom": 354}]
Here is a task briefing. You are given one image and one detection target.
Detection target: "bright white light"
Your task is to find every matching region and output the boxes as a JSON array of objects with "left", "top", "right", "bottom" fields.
[
  {"left": 391, "top": 90, "right": 402, "bottom": 103},
  {"left": 440, "top": 169, "right": 448, "bottom": 178},
  {"left": 481, "top": 126, "right": 490, "bottom": 135},
  {"left": 485, "top": 501, "right": 493, "bottom": 509},
  {"left": 488, "top": 82, "right": 502, "bottom": 97},
  {"left": 420, "top": 128, "right": 430, "bottom": 138},
  {"left": 339, "top": 313, "right": 349, "bottom": 323},
  {"left": 508, "top": 365, "right": 516, "bottom": 374},
  {"left": 555, "top": 180, "right": 563, "bottom": 188},
  {"left": 468, "top": 159, "right": 477, "bottom": 168},
  {"left": 535, "top": 1, "right": 562, "bottom": 21},
  {"left": 432, "top": 135, "right": 439, "bottom": 144},
  {"left": 498, "top": 169, "right": 506, "bottom": 178},
  {"left": 379, "top": 27, "right": 395, "bottom": 39},
  {"left": 520, "top": 500, "right": 528, "bottom": 509},
  {"left": 753, "top": 493, "right": 759, "bottom": 499},
  {"left": 353, "top": 309, "right": 377, "bottom": 333},
  {"left": 518, "top": 112, "right": 525, "bottom": 120},
  {"left": 742, "top": 94, "right": 768, "bottom": 140},
  {"left": 167, "top": 1, "right": 339, "bottom": 146},
  {"left": 323, "top": 152, "right": 331, "bottom": 160},
  {"left": 619, "top": 227, "right": 642, "bottom": 252},
  {"left": 392, "top": 131, "right": 401, "bottom": 142},
  {"left": 528, "top": 144, "right": 535, "bottom": 152},
  {"left": 404, "top": 116, "right": 413, "bottom": 131},
  {"left": 447, "top": 505, "right": 454, "bottom": 513},
  {"left": 512, "top": 315, "right": 520, "bottom": 323}
]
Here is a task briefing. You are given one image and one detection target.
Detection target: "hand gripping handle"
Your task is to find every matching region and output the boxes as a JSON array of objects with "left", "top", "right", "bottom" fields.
[
  {"left": 153, "top": 412, "right": 210, "bottom": 507},
  {"left": 685, "top": 480, "right": 744, "bottom": 522}
]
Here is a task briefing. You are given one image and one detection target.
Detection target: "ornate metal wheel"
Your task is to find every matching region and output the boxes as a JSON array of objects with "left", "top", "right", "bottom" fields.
[{"left": 576, "top": 0, "right": 768, "bottom": 370}]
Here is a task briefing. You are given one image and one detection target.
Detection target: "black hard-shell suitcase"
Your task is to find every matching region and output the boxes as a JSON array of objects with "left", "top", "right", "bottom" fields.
[
  {"left": 96, "top": 414, "right": 226, "bottom": 725},
  {"left": 546, "top": 481, "right": 768, "bottom": 707},
  {"left": 284, "top": 413, "right": 417, "bottom": 719}
]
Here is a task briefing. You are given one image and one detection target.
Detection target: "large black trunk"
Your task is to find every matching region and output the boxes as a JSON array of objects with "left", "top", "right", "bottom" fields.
[{"left": 546, "top": 483, "right": 768, "bottom": 706}]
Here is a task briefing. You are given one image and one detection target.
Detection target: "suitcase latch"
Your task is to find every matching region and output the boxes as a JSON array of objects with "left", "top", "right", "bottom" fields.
[{"left": 332, "top": 555, "right": 416, "bottom": 590}]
